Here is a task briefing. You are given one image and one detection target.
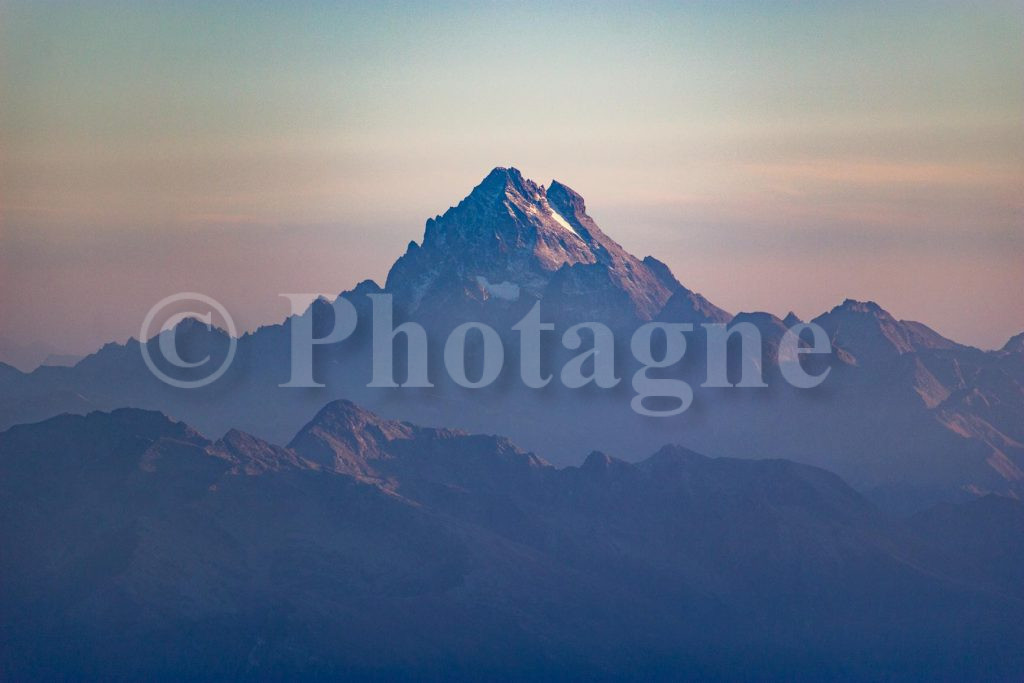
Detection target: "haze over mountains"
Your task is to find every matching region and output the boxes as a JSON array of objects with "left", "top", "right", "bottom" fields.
[
  {"left": 2, "top": 167, "right": 1024, "bottom": 678},
  {"left": 3, "top": 402, "right": 1024, "bottom": 678},
  {"left": 1, "top": 167, "right": 1022, "bottom": 513},
  {"left": 0, "top": 335, "right": 82, "bottom": 373}
]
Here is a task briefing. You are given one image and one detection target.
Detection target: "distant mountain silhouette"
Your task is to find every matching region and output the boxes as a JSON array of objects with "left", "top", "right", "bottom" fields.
[
  {"left": 1002, "top": 331, "right": 1024, "bottom": 354},
  {"left": 0, "top": 167, "right": 1021, "bottom": 509},
  {"left": 0, "top": 336, "right": 80, "bottom": 373},
  {"left": 3, "top": 404, "right": 1024, "bottom": 679}
]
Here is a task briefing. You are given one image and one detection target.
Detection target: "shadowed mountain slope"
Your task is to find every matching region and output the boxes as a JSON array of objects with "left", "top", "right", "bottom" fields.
[{"left": 2, "top": 403, "right": 1024, "bottom": 679}]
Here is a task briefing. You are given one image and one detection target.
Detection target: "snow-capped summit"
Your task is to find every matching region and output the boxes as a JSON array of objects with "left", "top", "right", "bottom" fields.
[{"left": 384, "top": 166, "right": 717, "bottom": 322}]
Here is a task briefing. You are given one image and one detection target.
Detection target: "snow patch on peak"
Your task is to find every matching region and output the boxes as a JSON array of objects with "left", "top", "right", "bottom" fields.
[
  {"left": 546, "top": 205, "right": 581, "bottom": 238},
  {"left": 475, "top": 276, "right": 520, "bottom": 301}
]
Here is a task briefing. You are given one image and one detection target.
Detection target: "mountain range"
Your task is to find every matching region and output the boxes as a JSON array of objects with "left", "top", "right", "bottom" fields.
[
  {"left": 3, "top": 167, "right": 1024, "bottom": 678},
  {"left": 3, "top": 402, "right": 1023, "bottom": 679},
  {"left": 0, "top": 166, "right": 1021, "bottom": 512}
]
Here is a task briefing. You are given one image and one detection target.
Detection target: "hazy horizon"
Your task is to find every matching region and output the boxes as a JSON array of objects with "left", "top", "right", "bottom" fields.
[{"left": 2, "top": 1, "right": 1022, "bottom": 354}]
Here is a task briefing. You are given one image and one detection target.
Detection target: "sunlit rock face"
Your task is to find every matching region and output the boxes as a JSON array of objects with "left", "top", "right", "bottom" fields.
[{"left": 384, "top": 166, "right": 721, "bottom": 323}]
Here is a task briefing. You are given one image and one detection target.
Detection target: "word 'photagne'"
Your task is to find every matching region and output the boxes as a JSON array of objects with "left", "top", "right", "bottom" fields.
[{"left": 271, "top": 293, "right": 832, "bottom": 417}]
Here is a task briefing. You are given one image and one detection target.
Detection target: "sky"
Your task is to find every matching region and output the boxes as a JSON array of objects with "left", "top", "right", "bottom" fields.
[{"left": 1, "top": 0, "right": 1022, "bottom": 354}]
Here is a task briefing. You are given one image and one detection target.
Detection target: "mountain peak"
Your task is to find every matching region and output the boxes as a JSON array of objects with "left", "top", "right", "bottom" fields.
[
  {"left": 459, "top": 166, "right": 550, "bottom": 212},
  {"left": 837, "top": 299, "right": 888, "bottom": 317},
  {"left": 639, "top": 444, "right": 708, "bottom": 470},
  {"left": 384, "top": 166, "right": 688, "bottom": 320},
  {"left": 287, "top": 400, "right": 415, "bottom": 473},
  {"left": 1003, "top": 332, "right": 1024, "bottom": 354},
  {"left": 478, "top": 165, "right": 529, "bottom": 191},
  {"left": 305, "top": 399, "right": 397, "bottom": 434},
  {"left": 581, "top": 449, "right": 618, "bottom": 470},
  {"left": 814, "top": 298, "right": 961, "bottom": 359},
  {"left": 546, "top": 179, "right": 587, "bottom": 220}
]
